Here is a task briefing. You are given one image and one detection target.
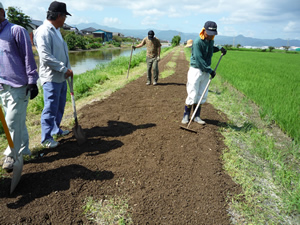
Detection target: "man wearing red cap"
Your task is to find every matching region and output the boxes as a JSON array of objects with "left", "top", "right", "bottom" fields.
[
  {"left": 181, "top": 21, "right": 227, "bottom": 125},
  {"left": 34, "top": 1, "right": 73, "bottom": 148},
  {"left": 133, "top": 30, "right": 162, "bottom": 85}
]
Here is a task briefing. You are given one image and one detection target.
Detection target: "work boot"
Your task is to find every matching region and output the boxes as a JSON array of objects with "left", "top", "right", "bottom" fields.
[
  {"left": 193, "top": 104, "right": 206, "bottom": 124},
  {"left": 181, "top": 105, "right": 192, "bottom": 124}
]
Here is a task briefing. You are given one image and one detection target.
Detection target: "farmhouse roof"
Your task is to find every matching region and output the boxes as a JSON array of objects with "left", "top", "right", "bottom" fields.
[
  {"left": 81, "top": 27, "right": 97, "bottom": 32},
  {"left": 62, "top": 23, "right": 72, "bottom": 29},
  {"left": 93, "top": 29, "right": 112, "bottom": 34},
  {"left": 30, "top": 19, "right": 43, "bottom": 27}
]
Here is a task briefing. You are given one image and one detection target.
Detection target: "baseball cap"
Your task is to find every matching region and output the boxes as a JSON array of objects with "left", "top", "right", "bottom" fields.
[
  {"left": 48, "top": 1, "right": 71, "bottom": 16},
  {"left": 204, "top": 21, "right": 218, "bottom": 36},
  {"left": 148, "top": 30, "right": 155, "bottom": 40},
  {"left": 0, "top": 2, "right": 4, "bottom": 9}
]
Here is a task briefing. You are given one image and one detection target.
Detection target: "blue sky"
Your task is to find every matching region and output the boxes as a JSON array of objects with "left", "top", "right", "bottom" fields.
[{"left": 2, "top": 0, "right": 300, "bottom": 40}]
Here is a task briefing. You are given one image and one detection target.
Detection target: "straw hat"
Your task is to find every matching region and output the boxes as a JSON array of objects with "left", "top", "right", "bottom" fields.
[{"left": 185, "top": 39, "right": 193, "bottom": 48}]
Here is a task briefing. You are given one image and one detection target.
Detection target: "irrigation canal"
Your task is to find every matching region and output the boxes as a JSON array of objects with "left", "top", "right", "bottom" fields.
[{"left": 34, "top": 47, "right": 146, "bottom": 75}]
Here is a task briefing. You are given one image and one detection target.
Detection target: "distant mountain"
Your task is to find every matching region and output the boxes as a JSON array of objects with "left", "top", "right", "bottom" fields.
[{"left": 73, "top": 23, "right": 300, "bottom": 48}]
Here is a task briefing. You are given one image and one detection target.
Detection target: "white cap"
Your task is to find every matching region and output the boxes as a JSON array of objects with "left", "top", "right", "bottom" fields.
[{"left": 0, "top": 2, "right": 3, "bottom": 9}]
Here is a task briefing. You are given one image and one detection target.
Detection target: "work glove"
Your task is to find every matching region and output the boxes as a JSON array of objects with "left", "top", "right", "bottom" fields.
[
  {"left": 132, "top": 46, "right": 136, "bottom": 50},
  {"left": 210, "top": 71, "right": 216, "bottom": 79},
  {"left": 26, "top": 84, "right": 39, "bottom": 100},
  {"left": 221, "top": 47, "right": 227, "bottom": 55},
  {"left": 157, "top": 56, "right": 160, "bottom": 61}
]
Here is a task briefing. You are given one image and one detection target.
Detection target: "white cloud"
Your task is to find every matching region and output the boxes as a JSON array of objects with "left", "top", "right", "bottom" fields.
[
  {"left": 167, "top": 7, "right": 182, "bottom": 18},
  {"left": 141, "top": 16, "right": 158, "bottom": 26},
  {"left": 2, "top": 0, "right": 300, "bottom": 39},
  {"left": 133, "top": 9, "right": 165, "bottom": 17},
  {"left": 283, "top": 21, "right": 300, "bottom": 33},
  {"left": 102, "top": 17, "right": 121, "bottom": 26}
]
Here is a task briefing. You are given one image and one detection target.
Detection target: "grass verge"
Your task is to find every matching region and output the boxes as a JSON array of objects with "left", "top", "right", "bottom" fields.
[{"left": 209, "top": 67, "right": 300, "bottom": 224}]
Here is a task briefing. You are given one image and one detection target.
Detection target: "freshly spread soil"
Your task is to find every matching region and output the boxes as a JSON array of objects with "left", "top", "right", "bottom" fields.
[{"left": 0, "top": 47, "right": 241, "bottom": 224}]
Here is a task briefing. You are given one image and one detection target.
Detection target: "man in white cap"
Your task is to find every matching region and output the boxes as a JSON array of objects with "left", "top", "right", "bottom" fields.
[
  {"left": 0, "top": 2, "right": 39, "bottom": 171},
  {"left": 181, "top": 21, "right": 227, "bottom": 125},
  {"left": 34, "top": 1, "right": 73, "bottom": 148},
  {"left": 133, "top": 30, "right": 161, "bottom": 85}
]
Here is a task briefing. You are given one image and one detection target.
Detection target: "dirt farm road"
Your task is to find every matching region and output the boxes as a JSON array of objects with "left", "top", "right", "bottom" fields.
[{"left": 0, "top": 47, "right": 241, "bottom": 224}]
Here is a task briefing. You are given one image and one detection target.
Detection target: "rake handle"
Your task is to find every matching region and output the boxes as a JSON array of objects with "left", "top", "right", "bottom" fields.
[{"left": 126, "top": 42, "right": 134, "bottom": 79}]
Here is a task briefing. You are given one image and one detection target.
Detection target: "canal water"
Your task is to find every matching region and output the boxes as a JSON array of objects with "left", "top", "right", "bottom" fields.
[{"left": 35, "top": 47, "right": 146, "bottom": 75}]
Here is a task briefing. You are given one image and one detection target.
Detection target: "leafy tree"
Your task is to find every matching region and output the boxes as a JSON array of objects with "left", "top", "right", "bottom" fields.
[
  {"left": 113, "top": 35, "right": 122, "bottom": 43},
  {"left": 7, "top": 6, "right": 32, "bottom": 30},
  {"left": 283, "top": 46, "right": 290, "bottom": 52},
  {"left": 64, "top": 31, "right": 88, "bottom": 50},
  {"left": 224, "top": 44, "right": 233, "bottom": 50},
  {"left": 64, "top": 32, "right": 77, "bottom": 50},
  {"left": 237, "top": 44, "right": 241, "bottom": 49},
  {"left": 171, "top": 35, "right": 181, "bottom": 47},
  {"left": 268, "top": 46, "right": 275, "bottom": 52}
]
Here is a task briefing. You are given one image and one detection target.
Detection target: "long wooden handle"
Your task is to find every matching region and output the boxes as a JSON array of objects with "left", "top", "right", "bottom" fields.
[
  {"left": 67, "top": 77, "right": 78, "bottom": 126},
  {"left": 126, "top": 42, "right": 134, "bottom": 79},
  {"left": 0, "top": 107, "right": 14, "bottom": 148}
]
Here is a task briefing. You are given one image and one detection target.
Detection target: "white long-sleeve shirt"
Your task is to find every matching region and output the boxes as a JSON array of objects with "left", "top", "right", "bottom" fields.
[{"left": 34, "top": 20, "right": 70, "bottom": 85}]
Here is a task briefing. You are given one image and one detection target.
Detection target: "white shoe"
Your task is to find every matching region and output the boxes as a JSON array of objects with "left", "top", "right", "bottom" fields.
[
  {"left": 181, "top": 115, "right": 189, "bottom": 124},
  {"left": 194, "top": 116, "right": 206, "bottom": 124},
  {"left": 42, "top": 139, "right": 59, "bottom": 148}
]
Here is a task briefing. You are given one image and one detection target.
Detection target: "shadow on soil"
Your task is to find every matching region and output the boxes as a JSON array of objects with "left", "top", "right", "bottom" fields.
[
  {"left": 26, "top": 121, "right": 156, "bottom": 164},
  {"left": 155, "top": 82, "right": 185, "bottom": 86},
  {"left": 0, "top": 164, "right": 114, "bottom": 209}
]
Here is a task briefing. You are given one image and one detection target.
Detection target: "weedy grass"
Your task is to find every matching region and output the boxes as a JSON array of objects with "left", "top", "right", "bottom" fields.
[
  {"left": 160, "top": 47, "right": 180, "bottom": 79},
  {"left": 83, "top": 196, "right": 132, "bottom": 225},
  {"left": 210, "top": 81, "right": 300, "bottom": 223}
]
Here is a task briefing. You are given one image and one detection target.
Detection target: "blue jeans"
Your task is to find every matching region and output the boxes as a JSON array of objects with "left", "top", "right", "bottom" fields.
[
  {"left": 41, "top": 81, "right": 67, "bottom": 143},
  {"left": 0, "top": 85, "right": 30, "bottom": 157}
]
